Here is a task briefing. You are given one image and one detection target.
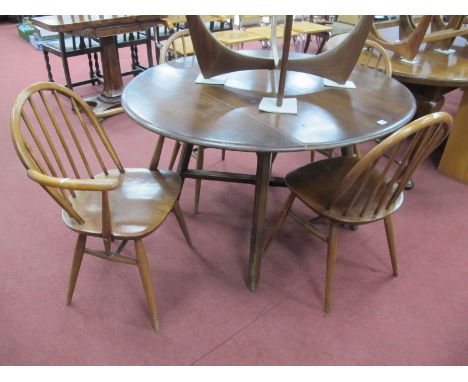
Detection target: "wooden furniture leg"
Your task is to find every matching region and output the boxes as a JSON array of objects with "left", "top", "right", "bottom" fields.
[
  {"left": 263, "top": 193, "right": 295, "bottom": 253},
  {"left": 384, "top": 215, "right": 398, "bottom": 277},
  {"left": 176, "top": 143, "right": 195, "bottom": 182},
  {"left": 173, "top": 201, "right": 193, "bottom": 247},
  {"left": 149, "top": 135, "right": 166, "bottom": 170},
  {"left": 134, "top": 239, "right": 160, "bottom": 332},
  {"left": 43, "top": 50, "right": 54, "bottom": 82},
  {"left": 169, "top": 141, "right": 182, "bottom": 170},
  {"left": 324, "top": 222, "right": 338, "bottom": 313},
  {"left": 438, "top": 89, "right": 468, "bottom": 183},
  {"left": 303, "top": 33, "right": 312, "bottom": 53},
  {"left": 66, "top": 233, "right": 87, "bottom": 305},
  {"left": 58, "top": 32, "right": 73, "bottom": 89},
  {"left": 248, "top": 152, "right": 273, "bottom": 291},
  {"left": 84, "top": 35, "right": 123, "bottom": 114},
  {"left": 194, "top": 146, "right": 205, "bottom": 214}
]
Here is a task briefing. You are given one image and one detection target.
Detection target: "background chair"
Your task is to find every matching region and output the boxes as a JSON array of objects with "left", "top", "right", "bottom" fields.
[
  {"left": 10, "top": 82, "right": 192, "bottom": 331},
  {"left": 41, "top": 29, "right": 155, "bottom": 90},
  {"left": 265, "top": 112, "right": 452, "bottom": 313},
  {"left": 41, "top": 32, "right": 102, "bottom": 89}
]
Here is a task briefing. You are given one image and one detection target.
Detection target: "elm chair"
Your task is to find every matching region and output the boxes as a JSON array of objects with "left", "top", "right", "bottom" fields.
[
  {"left": 265, "top": 112, "right": 452, "bottom": 313},
  {"left": 10, "top": 82, "right": 192, "bottom": 332}
]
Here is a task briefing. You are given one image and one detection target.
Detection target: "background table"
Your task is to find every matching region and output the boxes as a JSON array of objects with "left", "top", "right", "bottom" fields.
[
  {"left": 32, "top": 15, "right": 166, "bottom": 113},
  {"left": 122, "top": 53, "right": 416, "bottom": 291},
  {"left": 387, "top": 37, "right": 468, "bottom": 184}
]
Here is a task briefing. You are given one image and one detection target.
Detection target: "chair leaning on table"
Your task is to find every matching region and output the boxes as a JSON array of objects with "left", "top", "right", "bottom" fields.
[
  {"left": 10, "top": 82, "right": 192, "bottom": 332},
  {"left": 264, "top": 112, "right": 452, "bottom": 313}
]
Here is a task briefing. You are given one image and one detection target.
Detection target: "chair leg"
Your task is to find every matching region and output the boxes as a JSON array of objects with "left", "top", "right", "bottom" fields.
[
  {"left": 134, "top": 239, "right": 160, "bottom": 332},
  {"left": 263, "top": 193, "right": 295, "bottom": 253},
  {"left": 384, "top": 215, "right": 398, "bottom": 277},
  {"left": 194, "top": 146, "right": 204, "bottom": 214},
  {"left": 168, "top": 141, "right": 181, "bottom": 170},
  {"left": 67, "top": 233, "right": 87, "bottom": 305},
  {"left": 43, "top": 50, "right": 54, "bottom": 83},
  {"left": 172, "top": 200, "right": 193, "bottom": 248},
  {"left": 303, "top": 33, "right": 311, "bottom": 53},
  {"left": 86, "top": 53, "right": 95, "bottom": 84},
  {"left": 221, "top": 149, "right": 226, "bottom": 161},
  {"left": 324, "top": 222, "right": 338, "bottom": 313}
]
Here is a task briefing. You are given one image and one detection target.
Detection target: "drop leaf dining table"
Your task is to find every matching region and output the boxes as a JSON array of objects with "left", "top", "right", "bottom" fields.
[{"left": 122, "top": 52, "right": 416, "bottom": 291}]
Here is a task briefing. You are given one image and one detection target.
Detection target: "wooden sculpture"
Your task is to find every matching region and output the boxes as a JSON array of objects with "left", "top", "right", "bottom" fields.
[
  {"left": 368, "top": 15, "right": 432, "bottom": 60},
  {"left": 425, "top": 15, "right": 466, "bottom": 50},
  {"left": 369, "top": 15, "right": 468, "bottom": 60},
  {"left": 186, "top": 15, "right": 374, "bottom": 108}
]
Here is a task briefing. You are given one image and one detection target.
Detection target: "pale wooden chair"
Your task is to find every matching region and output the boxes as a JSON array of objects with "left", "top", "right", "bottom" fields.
[
  {"left": 265, "top": 112, "right": 452, "bottom": 313},
  {"left": 10, "top": 82, "right": 192, "bottom": 332},
  {"left": 359, "top": 39, "right": 393, "bottom": 77},
  {"left": 160, "top": 29, "right": 194, "bottom": 62}
]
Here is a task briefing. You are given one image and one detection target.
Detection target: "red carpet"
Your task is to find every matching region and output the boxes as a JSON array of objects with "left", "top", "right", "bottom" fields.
[{"left": 0, "top": 21, "right": 467, "bottom": 365}]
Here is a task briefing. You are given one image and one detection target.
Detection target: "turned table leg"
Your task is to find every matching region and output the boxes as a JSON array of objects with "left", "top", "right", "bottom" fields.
[{"left": 248, "top": 152, "right": 273, "bottom": 291}]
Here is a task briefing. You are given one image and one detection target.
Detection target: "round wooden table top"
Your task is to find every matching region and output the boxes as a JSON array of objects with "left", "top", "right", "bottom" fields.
[
  {"left": 329, "top": 32, "right": 468, "bottom": 88},
  {"left": 122, "top": 53, "right": 416, "bottom": 153}
]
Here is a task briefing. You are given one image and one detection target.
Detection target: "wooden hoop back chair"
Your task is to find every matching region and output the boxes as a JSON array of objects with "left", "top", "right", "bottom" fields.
[
  {"left": 160, "top": 29, "right": 194, "bottom": 63},
  {"left": 10, "top": 82, "right": 192, "bottom": 332},
  {"left": 265, "top": 112, "right": 452, "bottom": 313}
]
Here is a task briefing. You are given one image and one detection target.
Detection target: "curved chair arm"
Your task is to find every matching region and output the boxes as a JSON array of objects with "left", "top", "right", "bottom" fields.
[
  {"left": 27, "top": 169, "right": 123, "bottom": 191},
  {"left": 160, "top": 29, "right": 191, "bottom": 64}
]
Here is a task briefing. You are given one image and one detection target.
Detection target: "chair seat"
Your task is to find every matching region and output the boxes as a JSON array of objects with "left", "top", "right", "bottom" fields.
[
  {"left": 63, "top": 168, "right": 181, "bottom": 239},
  {"left": 285, "top": 157, "right": 404, "bottom": 224}
]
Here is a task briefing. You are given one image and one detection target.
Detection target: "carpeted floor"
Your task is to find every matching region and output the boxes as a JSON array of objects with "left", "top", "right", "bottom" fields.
[{"left": 0, "top": 20, "right": 467, "bottom": 366}]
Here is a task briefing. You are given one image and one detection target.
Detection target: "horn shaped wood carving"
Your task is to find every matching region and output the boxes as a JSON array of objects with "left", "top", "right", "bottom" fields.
[
  {"left": 186, "top": 15, "right": 374, "bottom": 85},
  {"left": 287, "top": 15, "right": 374, "bottom": 84},
  {"left": 427, "top": 15, "right": 465, "bottom": 50},
  {"left": 185, "top": 15, "right": 275, "bottom": 78},
  {"left": 368, "top": 15, "right": 432, "bottom": 60}
]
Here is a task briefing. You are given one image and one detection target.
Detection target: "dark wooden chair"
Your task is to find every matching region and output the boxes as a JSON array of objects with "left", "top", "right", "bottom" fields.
[
  {"left": 41, "top": 33, "right": 103, "bottom": 89},
  {"left": 10, "top": 82, "right": 192, "bottom": 331},
  {"left": 41, "top": 29, "right": 155, "bottom": 90},
  {"left": 265, "top": 112, "right": 452, "bottom": 313}
]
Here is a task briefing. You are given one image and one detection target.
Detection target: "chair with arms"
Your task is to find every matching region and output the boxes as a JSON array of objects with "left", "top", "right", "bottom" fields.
[
  {"left": 10, "top": 82, "right": 192, "bottom": 332},
  {"left": 265, "top": 112, "right": 452, "bottom": 312}
]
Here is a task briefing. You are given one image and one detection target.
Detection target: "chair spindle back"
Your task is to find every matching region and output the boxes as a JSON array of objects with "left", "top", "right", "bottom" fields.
[
  {"left": 359, "top": 39, "right": 392, "bottom": 77},
  {"left": 11, "top": 82, "right": 125, "bottom": 223},
  {"left": 328, "top": 112, "right": 452, "bottom": 218}
]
